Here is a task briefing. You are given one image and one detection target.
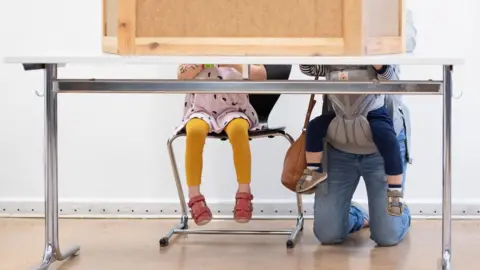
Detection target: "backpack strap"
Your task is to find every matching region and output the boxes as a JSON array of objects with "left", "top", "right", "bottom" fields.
[
  {"left": 322, "top": 94, "right": 332, "bottom": 114},
  {"left": 303, "top": 94, "right": 316, "bottom": 130}
]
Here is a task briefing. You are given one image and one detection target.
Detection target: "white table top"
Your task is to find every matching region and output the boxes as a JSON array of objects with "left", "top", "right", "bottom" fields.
[{"left": 3, "top": 53, "right": 464, "bottom": 66}]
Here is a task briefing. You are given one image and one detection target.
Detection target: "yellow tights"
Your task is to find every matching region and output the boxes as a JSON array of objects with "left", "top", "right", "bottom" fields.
[{"left": 185, "top": 118, "right": 251, "bottom": 187}]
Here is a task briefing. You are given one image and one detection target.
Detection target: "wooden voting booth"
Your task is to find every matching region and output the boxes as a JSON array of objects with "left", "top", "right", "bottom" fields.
[{"left": 102, "top": 0, "right": 407, "bottom": 56}]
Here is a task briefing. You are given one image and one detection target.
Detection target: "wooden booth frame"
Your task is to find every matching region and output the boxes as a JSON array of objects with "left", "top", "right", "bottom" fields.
[{"left": 102, "top": 0, "right": 407, "bottom": 57}]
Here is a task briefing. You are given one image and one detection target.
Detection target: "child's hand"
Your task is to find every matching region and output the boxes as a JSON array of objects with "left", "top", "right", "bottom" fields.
[
  {"left": 178, "top": 64, "right": 202, "bottom": 80},
  {"left": 217, "top": 64, "right": 266, "bottom": 80},
  {"left": 249, "top": 64, "right": 267, "bottom": 80}
]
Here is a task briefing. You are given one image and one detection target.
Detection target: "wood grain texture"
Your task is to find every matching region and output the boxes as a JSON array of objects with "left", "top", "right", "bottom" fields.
[
  {"left": 135, "top": 0, "right": 343, "bottom": 38},
  {"left": 102, "top": 36, "right": 119, "bottom": 54},
  {"left": 314, "top": 0, "right": 343, "bottom": 38},
  {"left": 399, "top": 0, "right": 407, "bottom": 52},
  {"left": 117, "top": 0, "right": 136, "bottom": 54},
  {"left": 103, "top": 0, "right": 106, "bottom": 36},
  {"left": 0, "top": 219, "right": 478, "bottom": 270},
  {"left": 364, "top": 0, "right": 400, "bottom": 38},
  {"left": 365, "top": 37, "right": 403, "bottom": 55},
  {"left": 104, "top": 0, "right": 119, "bottom": 37},
  {"left": 134, "top": 37, "right": 345, "bottom": 56},
  {"left": 342, "top": 0, "right": 365, "bottom": 55}
]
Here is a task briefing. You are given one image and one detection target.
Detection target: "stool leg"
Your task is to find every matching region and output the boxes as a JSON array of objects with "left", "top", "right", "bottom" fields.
[
  {"left": 160, "top": 134, "right": 189, "bottom": 247},
  {"left": 280, "top": 132, "right": 304, "bottom": 248}
]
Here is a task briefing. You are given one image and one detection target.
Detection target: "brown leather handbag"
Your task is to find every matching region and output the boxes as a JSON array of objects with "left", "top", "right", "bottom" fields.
[{"left": 281, "top": 92, "right": 317, "bottom": 192}]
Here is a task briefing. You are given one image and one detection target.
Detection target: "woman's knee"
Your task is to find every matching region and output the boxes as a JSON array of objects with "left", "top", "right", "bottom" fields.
[
  {"left": 313, "top": 219, "right": 348, "bottom": 245},
  {"left": 313, "top": 205, "right": 348, "bottom": 244},
  {"left": 371, "top": 231, "right": 403, "bottom": 247},
  {"left": 369, "top": 216, "right": 410, "bottom": 246}
]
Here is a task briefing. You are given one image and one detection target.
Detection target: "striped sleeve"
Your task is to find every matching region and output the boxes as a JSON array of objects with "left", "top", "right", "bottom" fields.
[
  {"left": 375, "top": 65, "right": 399, "bottom": 80},
  {"left": 299, "top": 65, "right": 327, "bottom": 77}
]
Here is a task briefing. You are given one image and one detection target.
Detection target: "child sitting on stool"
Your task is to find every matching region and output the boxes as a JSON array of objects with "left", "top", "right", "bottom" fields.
[
  {"left": 297, "top": 64, "right": 404, "bottom": 216},
  {"left": 176, "top": 64, "right": 267, "bottom": 225}
]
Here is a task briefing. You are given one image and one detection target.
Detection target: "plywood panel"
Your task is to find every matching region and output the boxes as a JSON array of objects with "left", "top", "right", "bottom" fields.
[
  {"left": 135, "top": 0, "right": 343, "bottom": 38},
  {"left": 343, "top": 0, "right": 365, "bottom": 55},
  {"left": 184, "top": 0, "right": 239, "bottom": 37},
  {"left": 117, "top": 0, "right": 136, "bottom": 53},
  {"left": 105, "top": 0, "right": 118, "bottom": 36},
  {"left": 238, "top": 0, "right": 313, "bottom": 37},
  {"left": 136, "top": 0, "right": 186, "bottom": 37},
  {"left": 364, "top": 0, "right": 400, "bottom": 37},
  {"left": 104, "top": 0, "right": 405, "bottom": 55},
  {"left": 314, "top": 0, "right": 343, "bottom": 38}
]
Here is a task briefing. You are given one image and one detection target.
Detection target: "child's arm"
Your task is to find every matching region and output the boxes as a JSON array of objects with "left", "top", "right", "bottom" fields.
[
  {"left": 249, "top": 64, "right": 267, "bottom": 80},
  {"left": 177, "top": 64, "right": 203, "bottom": 80},
  {"left": 299, "top": 65, "right": 327, "bottom": 77},
  {"left": 373, "top": 65, "right": 399, "bottom": 80},
  {"left": 301, "top": 64, "right": 399, "bottom": 81},
  {"left": 178, "top": 64, "right": 267, "bottom": 80},
  {"left": 219, "top": 64, "right": 267, "bottom": 80}
]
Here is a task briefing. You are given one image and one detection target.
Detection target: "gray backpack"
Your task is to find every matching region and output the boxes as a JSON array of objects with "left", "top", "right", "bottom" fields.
[{"left": 320, "top": 66, "right": 412, "bottom": 163}]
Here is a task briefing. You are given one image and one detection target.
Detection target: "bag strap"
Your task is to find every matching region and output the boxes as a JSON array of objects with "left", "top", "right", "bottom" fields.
[
  {"left": 302, "top": 75, "right": 319, "bottom": 129},
  {"left": 322, "top": 94, "right": 329, "bottom": 115}
]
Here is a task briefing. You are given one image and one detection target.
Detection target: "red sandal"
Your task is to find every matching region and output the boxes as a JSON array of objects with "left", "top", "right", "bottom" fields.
[
  {"left": 234, "top": 192, "right": 254, "bottom": 223},
  {"left": 188, "top": 195, "right": 212, "bottom": 226}
]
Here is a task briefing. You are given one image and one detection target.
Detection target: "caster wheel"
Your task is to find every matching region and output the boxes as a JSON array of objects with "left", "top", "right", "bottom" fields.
[
  {"left": 159, "top": 238, "right": 169, "bottom": 247},
  {"left": 300, "top": 226, "right": 304, "bottom": 232},
  {"left": 286, "top": 240, "right": 295, "bottom": 249},
  {"left": 181, "top": 224, "right": 189, "bottom": 230}
]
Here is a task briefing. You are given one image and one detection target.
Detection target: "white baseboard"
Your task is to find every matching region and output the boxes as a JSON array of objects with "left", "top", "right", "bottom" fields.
[{"left": 1, "top": 199, "right": 480, "bottom": 219}]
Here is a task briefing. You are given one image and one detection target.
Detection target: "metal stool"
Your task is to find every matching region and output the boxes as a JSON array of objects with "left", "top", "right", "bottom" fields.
[{"left": 160, "top": 65, "right": 304, "bottom": 249}]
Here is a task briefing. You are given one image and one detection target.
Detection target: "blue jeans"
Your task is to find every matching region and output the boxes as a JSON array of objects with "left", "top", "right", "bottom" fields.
[{"left": 313, "top": 130, "right": 410, "bottom": 246}]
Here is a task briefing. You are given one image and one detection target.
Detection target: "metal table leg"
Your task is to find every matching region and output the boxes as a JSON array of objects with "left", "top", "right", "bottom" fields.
[
  {"left": 440, "top": 65, "right": 453, "bottom": 270},
  {"left": 35, "top": 64, "right": 80, "bottom": 270}
]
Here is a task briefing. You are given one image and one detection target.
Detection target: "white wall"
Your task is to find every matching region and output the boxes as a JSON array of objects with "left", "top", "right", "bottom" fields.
[{"left": 0, "top": 0, "right": 477, "bottom": 217}]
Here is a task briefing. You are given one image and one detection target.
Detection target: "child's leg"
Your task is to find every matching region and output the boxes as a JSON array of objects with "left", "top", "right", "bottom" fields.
[
  {"left": 367, "top": 107, "right": 403, "bottom": 182},
  {"left": 224, "top": 118, "right": 252, "bottom": 189},
  {"left": 296, "top": 114, "right": 335, "bottom": 194},
  {"left": 185, "top": 118, "right": 210, "bottom": 196},
  {"left": 185, "top": 118, "right": 212, "bottom": 225},
  {"left": 224, "top": 118, "right": 253, "bottom": 223},
  {"left": 367, "top": 107, "right": 404, "bottom": 215}
]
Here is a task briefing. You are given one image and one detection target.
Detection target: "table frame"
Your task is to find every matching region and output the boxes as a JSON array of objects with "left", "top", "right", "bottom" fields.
[{"left": 19, "top": 63, "right": 452, "bottom": 270}]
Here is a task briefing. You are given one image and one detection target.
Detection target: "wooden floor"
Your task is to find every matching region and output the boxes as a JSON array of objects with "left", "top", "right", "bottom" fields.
[{"left": 0, "top": 218, "right": 478, "bottom": 270}]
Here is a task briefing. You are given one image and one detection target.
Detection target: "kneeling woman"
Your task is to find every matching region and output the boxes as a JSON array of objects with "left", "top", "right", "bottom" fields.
[{"left": 175, "top": 64, "right": 267, "bottom": 226}]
